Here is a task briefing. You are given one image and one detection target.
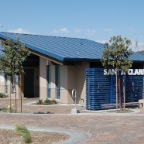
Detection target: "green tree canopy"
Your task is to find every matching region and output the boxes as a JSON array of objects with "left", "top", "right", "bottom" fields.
[
  {"left": 101, "top": 36, "right": 133, "bottom": 72},
  {"left": 0, "top": 39, "right": 30, "bottom": 75}
]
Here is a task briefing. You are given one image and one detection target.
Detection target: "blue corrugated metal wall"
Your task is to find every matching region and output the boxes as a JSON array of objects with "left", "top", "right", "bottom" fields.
[
  {"left": 86, "top": 68, "right": 143, "bottom": 110},
  {"left": 126, "top": 76, "right": 143, "bottom": 102}
]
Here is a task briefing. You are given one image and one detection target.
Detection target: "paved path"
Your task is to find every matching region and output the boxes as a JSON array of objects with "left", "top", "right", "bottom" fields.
[
  {"left": 1, "top": 113, "right": 144, "bottom": 144},
  {"left": 0, "top": 98, "right": 144, "bottom": 143}
]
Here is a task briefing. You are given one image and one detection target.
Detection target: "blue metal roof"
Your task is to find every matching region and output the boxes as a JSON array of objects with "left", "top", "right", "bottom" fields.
[
  {"left": 0, "top": 32, "right": 143, "bottom": 62},
  {"left": 0, "top": 32, "right": 104, "bottom": 62},
  {"left": 130, "top": 52, "right": 144, "bottom": 62}
]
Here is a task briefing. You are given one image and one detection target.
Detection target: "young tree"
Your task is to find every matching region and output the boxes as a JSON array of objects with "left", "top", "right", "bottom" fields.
[
  {"left": 101, "top": 36, "right": 133, "bottom": 110},
  {"left": 0, "top": 39, "right": 30, "bottom": 112}
]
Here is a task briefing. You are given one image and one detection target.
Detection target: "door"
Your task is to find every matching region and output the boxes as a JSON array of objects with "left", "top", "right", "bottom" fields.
[{"left": 24, "top": 69, "right": 34, "bottom": 98}]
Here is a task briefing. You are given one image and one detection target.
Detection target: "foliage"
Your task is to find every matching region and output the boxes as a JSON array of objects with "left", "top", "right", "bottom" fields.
[
  {"left": 101, "top": 36, "right": 133, "bottom": 109},
  {"left": 15, "top": 125, "right": 32, "bottom": 143},
  {"left": 0, "top": 39, "right": 30, "bottom": 75},
  {"left": 0, "top": 38, "right": 30, "bottom": 112},
  {"left": 0, "top": 93, "right": 8, "bottom": 98},
  {"left": 7, "top": 104, "right": 16, "bottom": 113},
  {"left": 37, "top": 99, "right": 57, "bottom": 105},
  {"left": 37, "top": 99, "right": 43, "bottom": 104},
  {"left": 0, "top": 104, "right": 15, "bottom": 113},
  {"left": 101, "top": 36, "right": 133, "bottom": 72}
]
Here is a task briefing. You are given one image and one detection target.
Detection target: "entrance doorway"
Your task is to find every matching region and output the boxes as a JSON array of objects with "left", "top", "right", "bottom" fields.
[{"left": 24, "top": 69, "right": 34, "bottom": 98}]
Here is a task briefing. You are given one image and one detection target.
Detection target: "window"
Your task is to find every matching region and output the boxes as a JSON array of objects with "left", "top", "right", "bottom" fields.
[
  {"left": 55, "top": 65, "right": 60, "bottom": 99},
  {"left": 47, "top": 65, "right": 51, "bottom": 98}
]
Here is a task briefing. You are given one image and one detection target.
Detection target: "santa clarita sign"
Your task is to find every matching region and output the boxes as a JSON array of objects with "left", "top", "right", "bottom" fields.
[{"left": 104, "top": 69, "right": 144, "bottom": 75}]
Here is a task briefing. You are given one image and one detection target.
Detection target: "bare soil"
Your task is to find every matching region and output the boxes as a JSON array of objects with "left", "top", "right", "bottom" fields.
[{"left": 0, "top": 129, "right": 69, "bottom": 144}]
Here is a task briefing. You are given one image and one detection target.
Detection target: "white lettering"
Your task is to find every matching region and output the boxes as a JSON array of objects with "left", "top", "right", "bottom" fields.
[
  {"left": 139, "top": 69, "right": 144, "bottom": 75},
  {"left": 121, "top": 70, "right": 126, "bottom": 75},
  {"left": 104, "top": 69, "right": 108, "bottom": 75},
  {"left": 104, "top": 69, "right": 144, "bottom": 75}
]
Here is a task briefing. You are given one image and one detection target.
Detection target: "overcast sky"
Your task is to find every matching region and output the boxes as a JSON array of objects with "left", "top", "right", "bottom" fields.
[{"left": 0, "top": 0, "right": 144, "bottom": 51}]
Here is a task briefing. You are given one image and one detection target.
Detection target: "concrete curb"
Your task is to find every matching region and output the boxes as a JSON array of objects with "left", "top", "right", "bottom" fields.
[
  {"left": 0, "top": 125, "right": 88, "bottom": 144},
  {"left": 1, "top": 110, "right": 144, "bottom": 117}
]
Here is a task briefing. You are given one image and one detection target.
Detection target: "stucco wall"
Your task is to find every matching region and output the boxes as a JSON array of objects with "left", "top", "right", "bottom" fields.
[
  {"left": 51, "top": 63, "right": 89, "bottom": 104},
  {"left": 75, "top": 63, "right": 89, "bottom": 105},
  {"left": 66, "top": 63, "right": 89, "bottom": 105},
  {"left": 0, "top": 73, "right": 6, "bottom": 94},
  {"left": 39, "top": 57, "right": 47, "bottom": 100}
]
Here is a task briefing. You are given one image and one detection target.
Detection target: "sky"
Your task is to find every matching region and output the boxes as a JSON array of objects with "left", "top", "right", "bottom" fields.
[{"left": 0, "top": 0, "right": 144, "bottom": 51}]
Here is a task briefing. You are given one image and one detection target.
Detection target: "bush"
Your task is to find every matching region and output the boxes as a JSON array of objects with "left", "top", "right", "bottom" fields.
[
  {"left": 36, "top": 99, "right": 43, "bottom": 105},
  {"left": 0, "top": 104, "right": 15, "bottom": 113},
  {"left": 15, "top": 125, "right": 32, "bottom": 143},
  {"left": 0, "top": 93, "right": 8, "bottom": 98},
  {"left": 7, "top": 105, "right": 16, "bottom": 113},
  {"left": 51, "top": 99, "right": 57, "bottom": 104},
  {"left": 44, "top": 99, "right": 57, "bottom": 105},
  {"left": 36, "top": 99, "right": 57, "bottom": 105},
  {"left": 43, "top": 99, "right": 51, "bottom": 105}
]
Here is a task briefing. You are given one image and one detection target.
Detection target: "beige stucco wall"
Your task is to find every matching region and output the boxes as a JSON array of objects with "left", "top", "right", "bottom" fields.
[
  {"left": 39, "top": 57, "right": 47, "bottom": 100},
  {"left": 66, "top": 63, "right": 89, "bottom": 105},
  {"left": 59, "top": 65, "right": 77, "bottom": 104},
  {"left": 38, "top": 62, "right": 88, "bottom": 104},
  {"left": 0, "top": 73, "right": 6, "bottom": 94},
  {"left": 48, "top": 63, "right": 89, "bottom": 104},
  {"left": 75, "top": 63, "right": 89, "bottom": 105}
]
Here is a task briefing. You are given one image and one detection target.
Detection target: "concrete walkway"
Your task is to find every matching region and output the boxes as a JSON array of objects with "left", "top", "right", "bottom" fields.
[
  {"left": 0, "top": 98, "right": 144, "bottom": 143},
  {"left": 0, "top": 113, "right": 144, "bottom": 143}
]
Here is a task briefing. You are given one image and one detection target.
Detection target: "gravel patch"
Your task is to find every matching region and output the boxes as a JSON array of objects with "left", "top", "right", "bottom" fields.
[{"left": 0, "top": 129, "right": 69, "bottom": 144}]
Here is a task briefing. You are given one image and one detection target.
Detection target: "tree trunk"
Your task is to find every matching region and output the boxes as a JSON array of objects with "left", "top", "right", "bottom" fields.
[
  {"left": 9, "top": 76, "right": 12, "bottom": 111},
  {"left": 123, "top": 76, "right": 126, "bottom": 110},
  {"left": 116, "top": 70, "right": 118, "bottom": 110},
  {"left": 19, "top": 74, "right": 23, "bottom": 113},
  {"left": 118, "top": 77, "right": 122, "bottom": 109},
  {"left": 14, "top": 75, "right": 17, "bottom": 112}
]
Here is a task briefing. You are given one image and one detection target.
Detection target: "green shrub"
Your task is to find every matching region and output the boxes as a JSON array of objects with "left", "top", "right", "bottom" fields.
[
  {"left": 43, "top": 98, "right": 51, "bottom": 105},
  {"left": 44, "top": 98, "right": 57, "bottom": 105},
  {"left": 0, "top": 107, "right": 15, "bottom": 113},
  {"left": 7, "top": 104, "right": 16, "bottom": 113},
  {"left": 0, "top": 93, "right": 8, "bottom": 98},
  {"left": 36, "top": 99, "right": 57, "bottom": 105},
  {"left": 15, "top": 125, "right": 32, "bottom": 143},
  {"left": 51, "top": 99, "right": 57, "bottom": 104},
  {"left": 36, "top": 99, "right": 43, "bottom": 105}
]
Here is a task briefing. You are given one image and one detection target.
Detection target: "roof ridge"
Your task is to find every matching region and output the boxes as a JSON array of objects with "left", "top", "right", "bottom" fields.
[{"left": 0, "top": 32, "right": 102, "bottom": 44}]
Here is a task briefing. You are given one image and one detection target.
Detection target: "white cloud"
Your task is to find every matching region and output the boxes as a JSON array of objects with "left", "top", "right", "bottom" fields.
[
  {"left": 8, "top": 28, "right": 30, "bottom": 34},
  {"left": 96, "top": 40, "right": 144, "bottom": 52},
  {"left": 131, "top": 41, "right": 144, "bottom": 51},
  {"left": 73, "top": 29, "right": 82, "bottom": 33},
  {"left": 53, "top": 27, "right": 69, "bottom": 34},
  {"left": 96, "top": 39, "right": 109, "bottom": 44}
]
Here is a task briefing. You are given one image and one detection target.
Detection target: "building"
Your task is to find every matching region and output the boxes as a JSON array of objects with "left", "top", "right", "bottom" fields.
[{"left": 0, "top": 32, "right": 144, "bottom": 109}]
